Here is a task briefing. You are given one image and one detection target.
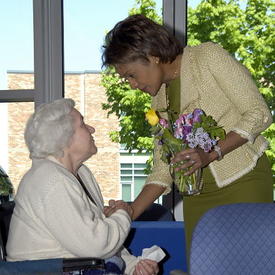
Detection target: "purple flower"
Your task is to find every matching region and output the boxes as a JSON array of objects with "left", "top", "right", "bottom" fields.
[
  {"left": 193, "top": 108, "right": 204, "bottom": 123},
  {"left": 159, "top": 118, "right": 169, "bottom": 128},
  {"left": 185, "top": 127, "right": 216, "bottom": 152},
  {"left": 182, "top": 113, "right": 193, "bottom": 126},
  {"left": 174, "top": 125, "right": 192, "bottom": 140}
]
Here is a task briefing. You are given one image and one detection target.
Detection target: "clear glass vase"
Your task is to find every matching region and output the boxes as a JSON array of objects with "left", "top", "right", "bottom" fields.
[{"left": 171, "top": 167, "right": 203, "bottom": 196}]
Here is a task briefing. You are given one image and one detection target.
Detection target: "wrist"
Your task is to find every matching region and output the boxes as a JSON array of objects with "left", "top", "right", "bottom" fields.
[{"left": 213, "top": 145, "right": 223, "bottom": 161}]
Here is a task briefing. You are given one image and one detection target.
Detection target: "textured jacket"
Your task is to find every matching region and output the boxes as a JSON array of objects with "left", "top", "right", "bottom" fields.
[
  {"left": 145, "top": 42, "right": 272, "bottom": 192},
  {"left": 6, "top": 158, "right": 138, "bottom": 274}
]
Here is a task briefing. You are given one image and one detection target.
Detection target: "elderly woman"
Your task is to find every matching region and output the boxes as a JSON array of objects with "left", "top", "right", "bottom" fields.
[{"left": 6, "top": 98, "right": 159, "bottom": 275}]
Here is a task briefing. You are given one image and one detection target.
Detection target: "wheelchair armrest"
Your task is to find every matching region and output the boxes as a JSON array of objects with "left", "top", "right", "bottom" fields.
[
  {"left": 63, "top": 257, "right": 105, "bottom": 272},
  {"left": 0, "top": 257, "right": 105, "bottom": 275}
]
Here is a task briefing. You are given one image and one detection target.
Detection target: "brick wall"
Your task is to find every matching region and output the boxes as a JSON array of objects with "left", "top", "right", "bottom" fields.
[{"left": 7, "top": 72, "right": 120, "bottom": 203}]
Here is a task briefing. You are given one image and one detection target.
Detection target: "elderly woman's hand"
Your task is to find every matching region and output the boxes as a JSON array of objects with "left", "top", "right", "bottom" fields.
[
  {"left": 133, "top": 259, "right": 159, "bottom": 275},
  {"left": 104, "top": 200, "right": 133, "bottom": 219}
]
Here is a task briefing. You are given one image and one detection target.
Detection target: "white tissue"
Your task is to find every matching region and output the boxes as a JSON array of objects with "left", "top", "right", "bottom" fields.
[{"left": 141, "top": 245, "right": 166, "bottom": 262}]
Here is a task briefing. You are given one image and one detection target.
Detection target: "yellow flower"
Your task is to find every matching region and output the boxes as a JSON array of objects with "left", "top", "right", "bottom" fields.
[{"left": 145, "top": 109, "right": 159, "bottom": 126}]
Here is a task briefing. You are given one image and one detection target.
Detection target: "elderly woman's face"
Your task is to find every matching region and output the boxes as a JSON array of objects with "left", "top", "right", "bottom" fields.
[{"left": 67, "top": 108, "right": 97, "bottom": 161}]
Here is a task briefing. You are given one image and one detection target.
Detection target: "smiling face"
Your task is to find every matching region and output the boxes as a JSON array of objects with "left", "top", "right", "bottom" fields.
[
  {"left": 115, "top": 57, "right": 164, "bottom": 96},
  {"left": 67, "top": 108, "right": 97, "bottom": 163}
]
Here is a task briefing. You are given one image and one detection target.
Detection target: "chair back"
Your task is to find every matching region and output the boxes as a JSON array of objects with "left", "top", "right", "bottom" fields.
[
  {"left": 135, "top": 203, "right": 175, "bottom": 221},
  {"left": 189, "top": 203, "right": 275, "bottom": 275}
]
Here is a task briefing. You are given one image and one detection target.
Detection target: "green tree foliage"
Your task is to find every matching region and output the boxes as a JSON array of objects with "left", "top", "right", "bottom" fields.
[
  {"left": 101, "top": 0, "right": 161, "bottom": 153},
  {"left": 0, "top": 166, "right": 14, "bottom": 196},
  {"left": 101, "top": 0, "right": 275, "bottom": 176},
  {"left": 188, "top": 0, "right": 275, "bottom": 175}
]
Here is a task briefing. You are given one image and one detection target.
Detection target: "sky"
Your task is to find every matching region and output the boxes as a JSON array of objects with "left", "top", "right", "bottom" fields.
[
  {"left": 0, "top": 0, "right": 201, "bottom": 170},
  {"left": 0, "top": 0, "right": 201, "bottom": 89}
]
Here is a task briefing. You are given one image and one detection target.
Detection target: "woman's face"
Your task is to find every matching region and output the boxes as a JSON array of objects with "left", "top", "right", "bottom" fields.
[
  {"left": 115, "top": 57, "right": 164, "bottom": 96},
  {"left": 67, "top": 108, "right": 97, "bottom": 161}
]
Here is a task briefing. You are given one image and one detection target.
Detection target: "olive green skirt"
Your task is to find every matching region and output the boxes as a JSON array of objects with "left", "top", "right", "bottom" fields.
[{"left": 183, "top": 154, "right": 273, "bottom": 265}]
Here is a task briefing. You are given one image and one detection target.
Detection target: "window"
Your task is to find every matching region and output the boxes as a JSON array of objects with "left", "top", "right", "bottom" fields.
[
  {"left": 0, "top": 0, "right": 64, "bottom": 193},
  {"left": 120, "top": 151, "right": 162, "bottom": 204},
  {"left": 0, "top": 0, "right": 184, "bottom": 219}
]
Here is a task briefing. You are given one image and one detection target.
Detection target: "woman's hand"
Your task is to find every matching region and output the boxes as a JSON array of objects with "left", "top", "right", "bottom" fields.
[
  {"left": 133, "top": 259, "right": 159, "bottom": 275},
  {"left": 103, "top": 200, "right": 133, "bottom": 218},
  {"left": 171, "top": 148, "right": 212, "bottom": 176},
  {"left": 170, "top": 131, "right": 249, "bottom": 176}
]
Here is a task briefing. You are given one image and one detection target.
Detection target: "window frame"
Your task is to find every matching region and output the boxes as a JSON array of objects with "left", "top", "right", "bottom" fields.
[
  {"left": 0, "top": 0, "right": 187, "bottom": 220},
  {"left": 0, "top": 0, "right": 64, "bottom": 107}
]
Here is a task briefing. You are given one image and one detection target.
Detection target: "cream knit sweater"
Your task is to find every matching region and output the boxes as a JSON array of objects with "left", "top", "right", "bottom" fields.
[
  {"left": 145, "top": 42, "right": 272, "bottom": 192},
  {"left": 6, "top": 158, "right": 138, "bottom": 274}
]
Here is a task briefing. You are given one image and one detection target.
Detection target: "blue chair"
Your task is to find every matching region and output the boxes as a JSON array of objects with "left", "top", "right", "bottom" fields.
[
  {"left": 125, "top": 203, "right": 187, "bottom": 274},
  {"left": 125, "top": 221, "right": 187, "bottom": 274},
  {"left": 189, "top": 203, "right": 275, "bottom": 275},
  {"left": 135, "top": 203, "right": 175, "bottom": 221}
]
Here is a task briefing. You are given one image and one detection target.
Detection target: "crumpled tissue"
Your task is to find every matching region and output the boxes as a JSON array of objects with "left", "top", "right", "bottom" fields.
[{"left": 140, "top": 245, "right": 166, "bottom": 262}]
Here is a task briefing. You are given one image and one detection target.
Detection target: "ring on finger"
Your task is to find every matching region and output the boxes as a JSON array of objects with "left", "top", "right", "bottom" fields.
[
  {"left": 190, "top": 160, "right": 196, "bottom": 164},
  {"left": 185, "top": 155, "right": 190, "bottom": 160}
]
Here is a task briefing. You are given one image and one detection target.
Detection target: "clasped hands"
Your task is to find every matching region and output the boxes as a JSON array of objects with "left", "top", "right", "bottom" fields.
[{"left": 103, "top": 199, "right": 133, "bottom": 218}]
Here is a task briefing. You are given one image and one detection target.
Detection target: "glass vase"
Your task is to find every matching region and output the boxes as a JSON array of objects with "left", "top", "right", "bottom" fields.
[{"left": 171, "top": 167, "right": 203, "bottom": 196}]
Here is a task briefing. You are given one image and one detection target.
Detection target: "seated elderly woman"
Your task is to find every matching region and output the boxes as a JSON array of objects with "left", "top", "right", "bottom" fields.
[{"left": 6, "top": 98, "right": 159, "bottom": 275}]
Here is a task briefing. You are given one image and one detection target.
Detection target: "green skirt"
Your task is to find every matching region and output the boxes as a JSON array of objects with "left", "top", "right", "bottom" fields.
[{"left": 183, "top": 154, "right": 273, "bottom": 265}]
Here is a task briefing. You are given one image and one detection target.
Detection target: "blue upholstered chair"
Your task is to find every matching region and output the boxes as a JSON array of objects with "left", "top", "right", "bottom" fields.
[
  {"left": 135, "top": 203, "right": 175, "bottom": 221},
  {"left": 125, "top": 204, "right": 187, "bottom": 274},
  {"left": 189, "top": 203, "right": 275, "bottom": 275}
]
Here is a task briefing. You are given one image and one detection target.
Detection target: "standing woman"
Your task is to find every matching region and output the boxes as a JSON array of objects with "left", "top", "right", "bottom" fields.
[{"left": 101, "top": 14, "right": 273, "bottom": 262}]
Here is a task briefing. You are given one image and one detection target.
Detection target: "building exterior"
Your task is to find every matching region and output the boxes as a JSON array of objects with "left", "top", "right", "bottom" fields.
[{"left": 6, "top": 71, "right": 150, "bottom": 204}]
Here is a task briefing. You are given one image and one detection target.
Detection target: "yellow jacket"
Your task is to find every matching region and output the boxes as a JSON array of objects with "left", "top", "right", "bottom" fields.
[{"left": 145, "top": 42, "right": 272, "bottom": 192}]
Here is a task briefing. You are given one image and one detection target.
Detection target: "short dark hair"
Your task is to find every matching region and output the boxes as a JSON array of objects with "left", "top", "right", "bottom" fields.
[{"left": 102, "top": 14, "right": 183, "bottom": 67}]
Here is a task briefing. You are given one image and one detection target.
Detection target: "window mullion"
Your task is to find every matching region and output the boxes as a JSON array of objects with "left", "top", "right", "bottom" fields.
[{"left": 33, "top": 0, "right": 64, "bottom": 108}]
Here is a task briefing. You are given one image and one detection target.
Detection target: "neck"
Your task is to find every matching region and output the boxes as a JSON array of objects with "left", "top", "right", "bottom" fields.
[
  {"left": 162, "top": 54, "right": 182, "bottom": 85},
  {"left": 172, "top": 54, "right": 182, "bottom": 79},
  {"left": 56, "top": 153, "right": 82, "bottom": 176}
]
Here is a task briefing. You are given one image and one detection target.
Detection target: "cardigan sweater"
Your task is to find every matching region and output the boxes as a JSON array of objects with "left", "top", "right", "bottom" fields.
[
  {"left": 6, "top": 158, "right": 138, "bottom": 274},
  {"left": 145, "top": 42, "right": 272, "bottom": 192}
]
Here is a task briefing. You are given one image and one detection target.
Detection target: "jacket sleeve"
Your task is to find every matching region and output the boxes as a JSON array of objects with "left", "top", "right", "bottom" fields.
[
  {"left": 203, "top": 42, "right": 272, "bottom": 143},
  {"left": 40, "top": 172, "right": 131, "bottom": 259},
  {"left": 144, "top": 85, "right": 172, "bottom": 194}
]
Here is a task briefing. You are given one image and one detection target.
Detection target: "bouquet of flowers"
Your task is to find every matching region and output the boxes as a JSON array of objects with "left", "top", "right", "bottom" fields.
[{"left": 145, "top": 108, "right": 225, "bottom": 195}]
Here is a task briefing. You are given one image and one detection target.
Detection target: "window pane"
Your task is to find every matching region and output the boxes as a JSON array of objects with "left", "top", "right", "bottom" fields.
[
  {"left": 121, "top": 170, "right": 132, "bottom": 175},
  {"left": 63, "top": 0, "right": 161, "bottom": 203},
  {"left": 121, "top": 176, "right": 132, "bottom": 182},
  {"left": 134, "top": 163, "right": 146, "bottom": 169},
  {"left": 134, "top": 177, "right": 147, "bottom": 198},
  {"left": 0, "top": 0, "right": 34, "bottom": 90},
  {"left": 122, "top": 184, "right": 131, "bottom": 202},
  {"left": 121, "top": 163, "right": 132, "bottom": 168},
  {"left": 0, "top": 102, "right": 34, "bottom": 195}
]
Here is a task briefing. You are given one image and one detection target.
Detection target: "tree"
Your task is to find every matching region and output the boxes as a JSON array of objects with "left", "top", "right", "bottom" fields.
[
  {"left": 101, "top": 0, "right": 275, "bottom": 177},
  {"left": 188, "top": 0, "right": 275, "bottom": 175},
  {"left": 101, "top": 0, "right": 161, "bottom": 154}
]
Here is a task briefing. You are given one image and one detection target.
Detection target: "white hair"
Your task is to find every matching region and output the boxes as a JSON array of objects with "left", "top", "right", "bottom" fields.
[{"left": 24, "top": 98, "right": 75, "bottom": 159}]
